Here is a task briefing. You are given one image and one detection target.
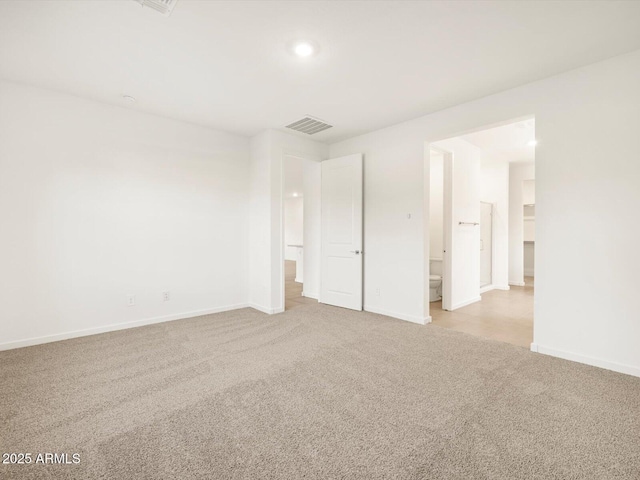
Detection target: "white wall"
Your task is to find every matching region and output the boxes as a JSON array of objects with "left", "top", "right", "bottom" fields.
[
  {"left": 302, "top": 160, "right": 321, "bottom": 299},
  {"left": 284, "top": 197, "right": 303, "bottom": 261},
  {"left": 480, "top": 152, "right": 510, "bottom": 289},
  {"left": 523, "top": 179, "right": 536, "bottom": 205},
  {"left": 248, "top": 129, "right": 328, "bottom": 313},
  {"left": 248, "top": 131, "right": 273, "bottom": 312},
  {"left": 0, "top": 80, "right": 250, "bottom": 349},
  {"left": 432, "top": 137, "right": 481, "bottom": 310},
  {"left": 509, "top": 163, "right": 535, "bottom": 285},
  {"left": 428, "top": 152, "right": 444, "bottom": 261},
  {"left": 329, "top": 50, "right": 640, "bottom": 377}
]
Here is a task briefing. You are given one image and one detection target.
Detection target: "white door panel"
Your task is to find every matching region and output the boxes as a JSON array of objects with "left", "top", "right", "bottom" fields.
[{"left": 320, "top": 154, "right": 363, "bottom": 310}]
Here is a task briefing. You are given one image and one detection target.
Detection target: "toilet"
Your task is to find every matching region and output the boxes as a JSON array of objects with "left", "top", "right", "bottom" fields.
[
  {"left": 429, "top": 258, "right": 443, "bottom": 302},
  {"left": 429, "top": 275, "right": 442, "bottom": 302}
]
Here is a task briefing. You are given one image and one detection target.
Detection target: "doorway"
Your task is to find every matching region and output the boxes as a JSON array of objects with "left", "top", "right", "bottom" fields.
[
  {"left": 427, "top": 117, "right": 535, "bottom": 348},
  {"left": 282, "top": 155, "right": 319, "bottom": 311}
]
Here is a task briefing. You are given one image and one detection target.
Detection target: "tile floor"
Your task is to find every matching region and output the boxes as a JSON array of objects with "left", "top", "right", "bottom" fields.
[
  {"left": 430, "top": 277, "right": 534, "bottom": 348},
  {"left": 286, "top": 260, "right": 533, "bottom": 348}
]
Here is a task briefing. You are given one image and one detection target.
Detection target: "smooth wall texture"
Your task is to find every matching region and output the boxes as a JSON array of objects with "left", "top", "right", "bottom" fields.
[
  {"left": 248, "top": 131, "right": 272, "bottom": 312},
  {"left": 302, "top": 159, "right": 321, "bottom": 299},
  {"left": 0, "top": 81, "right": 250, "bottom": 349},
  {"left": 284, "top": 197, "right": 303, "bottom": 261},
  {"left": 329, "top": 50, "right": 640, "bottom": 376},
  {"left": 480, "top": 152, "right": 510, "bottom": 289}
]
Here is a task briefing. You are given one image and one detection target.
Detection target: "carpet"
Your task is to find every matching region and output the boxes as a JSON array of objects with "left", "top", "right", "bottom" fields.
[{"left": 1, "top": 304, "right": 639, "bottom": 479}]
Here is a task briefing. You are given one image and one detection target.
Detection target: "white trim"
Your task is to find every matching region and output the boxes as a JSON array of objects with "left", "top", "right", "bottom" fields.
[
  {"left": 482, "top": 284, "right": 511, "bottom": 293},
  {"left": 524, "top": 268, "right": 535, "bottom": 277},
  {"left": 0, "top": 303, "right": 249, "bottom": 352},
  {"left": 510, "top": 281, "right": 526, "bottom": 287},
  {"left": 450, "top": 296, "right": 481, "bottom": 310},
  {"left": 364, "top": 305, "right": 431, "bottom": 325},
  {"left": 531, "top": 343, "right": 640, "bottom": 378},
  {"left": 302, "top": 291, "right": 318, "bottom": 299},
  {"left": 479, "top": 284, "right": 495, "bottom": 294},
  {"left": 249, "top": 304, "right": 284, "bottom": 315}
]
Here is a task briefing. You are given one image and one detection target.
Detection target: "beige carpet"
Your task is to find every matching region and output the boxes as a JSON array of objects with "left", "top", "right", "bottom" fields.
[{"left": 1, "top": 304, "right": 639, "bottom": 479}]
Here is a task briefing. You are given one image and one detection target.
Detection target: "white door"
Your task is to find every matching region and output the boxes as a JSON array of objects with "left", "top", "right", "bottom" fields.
[
  {"left": 480, "top": 202, "right": 493, "bottom": 287},
  {"left": 320, "top": 154, "right": 363, "bottom": 310}
]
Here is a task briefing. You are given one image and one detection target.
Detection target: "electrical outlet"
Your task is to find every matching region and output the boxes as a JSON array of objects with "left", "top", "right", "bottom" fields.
[
  {"left": 127, "top": 294, "right": 136, "bottom": 306},
  {"left": 162, "top": 291, "right": 170, "bottom": 302}
]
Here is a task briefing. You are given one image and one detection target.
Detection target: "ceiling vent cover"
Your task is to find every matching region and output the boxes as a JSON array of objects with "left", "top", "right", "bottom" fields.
[
  {"left": 285, "top": 116, "right": 333, "bottom": 135},
  {"left": 133, "top": 0, "right": 178, "bottom": 16}
]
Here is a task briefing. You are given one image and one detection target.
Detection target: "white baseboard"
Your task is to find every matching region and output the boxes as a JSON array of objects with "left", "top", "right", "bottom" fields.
[
  {"left": 530, "top": 343, "right": 640, "bottom": 378},
  {"left": 510, "top": 281, "right": 526, "bottom": 287},
  {"left": 481, "top": 284, "right": 510, "bottom": 293},
  {"left": 450, "top": 296, "right": 481, "bottom": 310},
  {"left": 294, "top": 277, "right": 303, "bottom": 283},
  {"left": 302, "top": 291, "right": 318, "bottom": 299},
  {"left": 249, "top": 304, "right": 284, "bottom": 315},
  {"left": 524, "top": 269, "right": 535, "bottom": 277},
  {"left": 0, "top": 303, "right": 250, "bottom": 352},
  {"left": 364, "top": 305, "right": 430, "bottom": 325}
]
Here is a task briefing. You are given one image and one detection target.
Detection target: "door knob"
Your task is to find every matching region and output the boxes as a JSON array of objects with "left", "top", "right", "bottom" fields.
[{"left": 350, "top": 250, "right": 361, "bottom": 255}]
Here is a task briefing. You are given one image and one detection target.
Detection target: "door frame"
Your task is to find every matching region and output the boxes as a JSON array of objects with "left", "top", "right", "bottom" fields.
[{"left": 280, "top": 151, "right": 321, "bottom": 312}]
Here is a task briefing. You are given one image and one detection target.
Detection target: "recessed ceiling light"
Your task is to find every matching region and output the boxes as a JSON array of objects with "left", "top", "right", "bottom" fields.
[
  {"left": 293, "top": 42, "right": 315, "bottom": 58},
  {"left": 122, "top": 95, "right": 137, "bottom": 103},
  {"left": 527, "top": 139, "right": 537, "bottom": 147}
]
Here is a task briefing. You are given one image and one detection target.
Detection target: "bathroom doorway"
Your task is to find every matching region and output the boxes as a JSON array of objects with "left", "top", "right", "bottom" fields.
[{"left": 427, "top": 117, "right": 535, "bottom": 348}]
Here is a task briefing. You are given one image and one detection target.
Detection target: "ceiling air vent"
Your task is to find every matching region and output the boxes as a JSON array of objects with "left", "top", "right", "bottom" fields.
[
  {"left": 133, "top": 0, "right": 178, "bottom": 16},
  {"left": 285, "top": 116, "right": 333, "bottom": 135}
]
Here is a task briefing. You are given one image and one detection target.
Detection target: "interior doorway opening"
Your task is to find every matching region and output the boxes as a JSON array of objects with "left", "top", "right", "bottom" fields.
[
  {"left": 427, "top": 117, "right": 535, "bottom": 348},
  {"left": 282, "top": 155, "right": 319, "bottom": 311}
]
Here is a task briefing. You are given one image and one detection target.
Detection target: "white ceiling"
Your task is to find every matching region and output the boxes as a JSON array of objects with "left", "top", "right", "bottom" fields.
[
  {"left": 463, "top": 119, "right": 536, "bottom": 164},
  {"left": 1, "top": 1, "right": 640, "bottom": 143}
]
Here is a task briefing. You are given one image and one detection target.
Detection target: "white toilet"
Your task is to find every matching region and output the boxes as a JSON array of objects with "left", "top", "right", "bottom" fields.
[
  {"left": 429, "top": 259, "right": 443, "bottom": 302},
  {"left": 429, "top": 275, "right": 442, "bottom": 302}
]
